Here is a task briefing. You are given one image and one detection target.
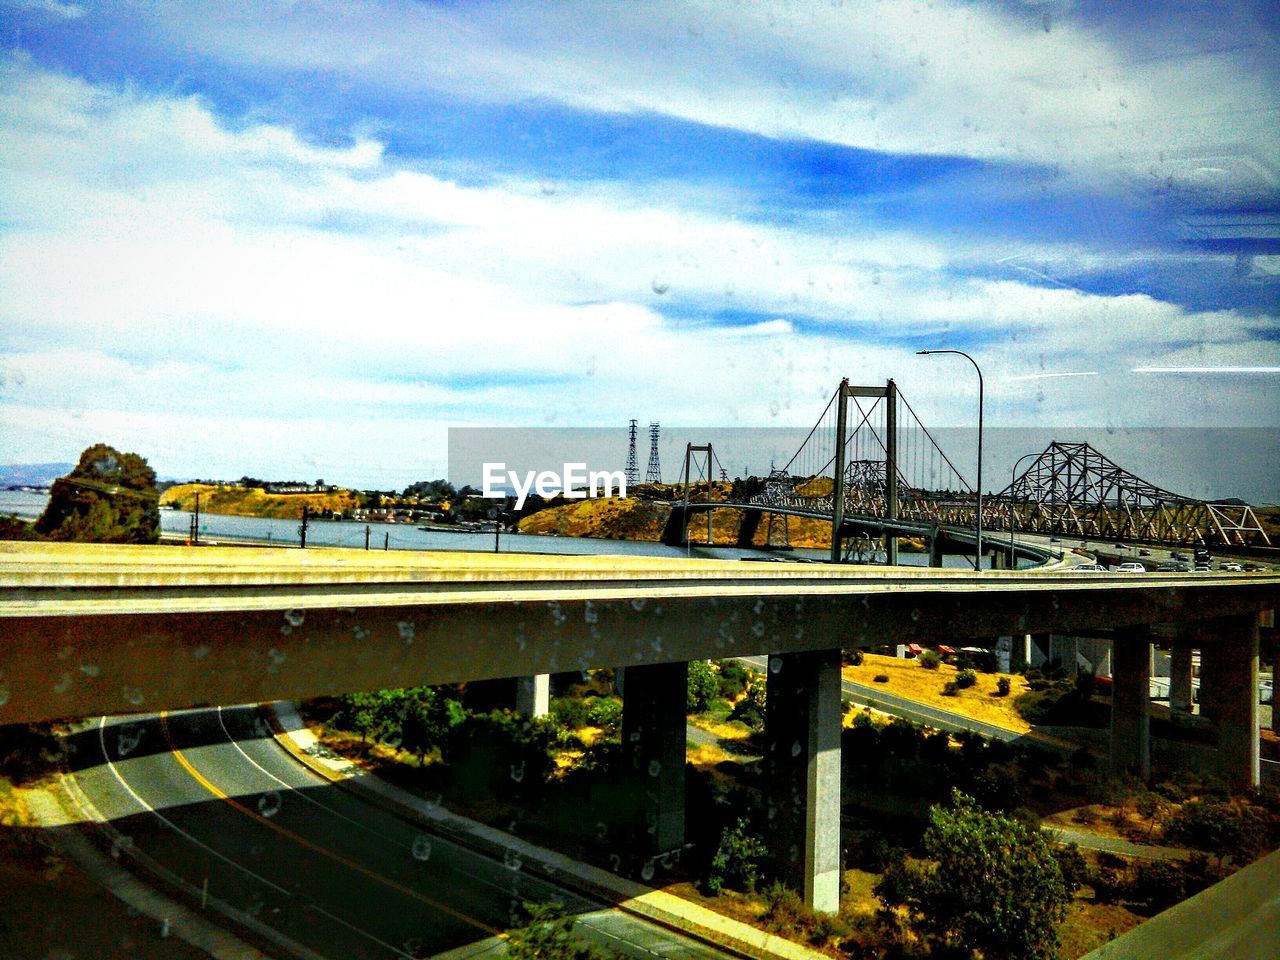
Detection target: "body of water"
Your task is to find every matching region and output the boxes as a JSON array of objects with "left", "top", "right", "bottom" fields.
[{"left": 0, "top": 489, "right": 986, "bottom": 567}]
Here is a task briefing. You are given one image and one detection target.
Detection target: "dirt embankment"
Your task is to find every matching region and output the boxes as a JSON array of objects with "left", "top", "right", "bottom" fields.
[{"left": 160, "top": 483, "right": 362, "bottom": 519}]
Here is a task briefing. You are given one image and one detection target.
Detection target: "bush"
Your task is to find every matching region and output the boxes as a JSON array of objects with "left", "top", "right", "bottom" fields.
[
  {"left": 713, "top": 659, "right": 751, "bottom": 700},
  {"left": 728, "top": 676, "right": 767, "bottom": 730},
  {"left": 956, "top": 668, "right": 978, "bottom": 690},
  {"left": 505, "top": 901, "right": 612, "bottom": 960},
  {"left": 585, "top": 696, "right": 623, "bottom": 731},
  {"left": 844, "top": 649, "right": 865, "bottom": 667},
  {"left": 996, "top": 677, "right": 1012, "bottom": 697},
  {"left": 1165, "top": 800, "right": 1265, "bottom": 864},
  {"left": 687, "top": 660, "right": 718, "bottom": 713},
  {"left": 704, "top": 817, "right": 767, "bottom": 895},
  {"left": 874, "top": 790, "right": 1074, "bottom": 960},
  {"left": 1130, "top": 860, "right": 1187, "bottom": 912},
  {"left": 873, "top": 673, "right": 890, "bottom": 683},
  {"left": 919, "top": 650, "right": 941, "bottom": 670},
  {"left": 942, "top": 680, "right": 959, "bottom": 697},
  {"left": 551, "top": 696, "right": 591, "bottom": 730}
]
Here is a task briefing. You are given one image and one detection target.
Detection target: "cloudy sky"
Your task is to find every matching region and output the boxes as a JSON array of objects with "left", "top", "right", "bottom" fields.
[{"left": 1, "top": 0, "right": 1277, "bottom": 491}]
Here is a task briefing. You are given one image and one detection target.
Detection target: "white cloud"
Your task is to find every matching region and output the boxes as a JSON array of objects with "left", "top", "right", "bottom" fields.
[
  {"left": 0, "top": 56, "right": 1276, "bottom": 483},
  {"left": 127, "top": 0, "right": 1280, "bottom": 195}
]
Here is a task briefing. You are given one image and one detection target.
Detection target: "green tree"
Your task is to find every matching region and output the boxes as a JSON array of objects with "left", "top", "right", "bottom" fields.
[
  {"left": 399, "top": 688, "right": 464, "bottom": 764},
  {"left": 875, "top": 789, "right": 1076, "bottom": 960},
  {"left": 35, "top": 444, "right": 160, "bottom": 543},
  {"left": 687, "top": 660, "right": 718, "bottom": 713}
]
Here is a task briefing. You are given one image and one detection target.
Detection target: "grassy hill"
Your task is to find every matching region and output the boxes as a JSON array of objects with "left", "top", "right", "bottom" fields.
[{"left": 160, "top": 483, "right": 362, "bottom": 519}]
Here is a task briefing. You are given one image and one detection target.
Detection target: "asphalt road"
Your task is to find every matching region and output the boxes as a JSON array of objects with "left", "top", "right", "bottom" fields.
[{"left": 69, "top": 707, "right": 730, "bottom": 960}]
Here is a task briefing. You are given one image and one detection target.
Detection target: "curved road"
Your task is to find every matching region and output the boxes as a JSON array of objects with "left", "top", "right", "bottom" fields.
[{"left": 69, "top": 708, "right": 731, "bottom": 960}]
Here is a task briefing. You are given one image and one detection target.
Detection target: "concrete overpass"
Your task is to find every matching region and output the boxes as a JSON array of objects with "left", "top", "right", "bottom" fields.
[{"left": 2, "top": 541, "right": 1277, "bottom": 913}]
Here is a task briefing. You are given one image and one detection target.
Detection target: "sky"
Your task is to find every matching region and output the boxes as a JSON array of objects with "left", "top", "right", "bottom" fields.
[{"left": 0, "top": 0, "right": 1277, "bottom": 493}]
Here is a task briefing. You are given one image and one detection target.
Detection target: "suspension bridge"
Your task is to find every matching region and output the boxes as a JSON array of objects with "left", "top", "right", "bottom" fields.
[{"left": 665, "top": 378, "right": 1272, "bottom": 560}]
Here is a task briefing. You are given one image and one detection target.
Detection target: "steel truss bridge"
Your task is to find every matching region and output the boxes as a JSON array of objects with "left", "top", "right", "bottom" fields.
[{"left": 666, "top": 379, "right": 1271, "bottom": 557}]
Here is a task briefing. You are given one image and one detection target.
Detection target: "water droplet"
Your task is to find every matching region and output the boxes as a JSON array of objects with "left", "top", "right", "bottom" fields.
[
  {"left": 411, "top": 835, "right": 433, "bottom": 861},
  {"left": 122, "top": 687, "right": 144, "bottom": 707},
  {"left": 284, "top": 609, "right": 305, "bottom": 628},
  {"left": 117, "top": 726, "right": 142, "bottom": 757},
  {"left": 641, "top": 860, "right": 656, "bottom": 881},
  {"left": 267, "top": 648, "right": 286, "bottom": 665},
  {"left": 397, "top": 620, "right": 415, "bottom": 643},
  {"left": 790, "top": 740, "right": 802, "bottom": 758},
  {"left": 54, "top": 672, "right": 72, "bottom": 694},
  {"left": 769, "top": 656, "right": 782, "bottom": 674},
  {"left": 257, "top": 791, "right": 282, "bottom": 818},
  {"left": 647, "top": 759, "right": 662, "bottom": 777},
  {"left": 504, "top": 850, "right": 523, "bottom": 872},
  {"left": 509, "top": 761, "right": 526, "bottom": 783},
  {"left": 191, "top": 645, "right": 209, "bottom": 659},
  {"left": 651, "top": 277, "right": 670, "bottom": 295},
  {"left": 79, "top": 663, "right": 100, "bottom": 677}
]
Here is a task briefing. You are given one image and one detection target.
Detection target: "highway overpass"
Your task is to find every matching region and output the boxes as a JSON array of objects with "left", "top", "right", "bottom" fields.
[{"left": 3, "top": 541, "right": 1277, "bottom": 913}]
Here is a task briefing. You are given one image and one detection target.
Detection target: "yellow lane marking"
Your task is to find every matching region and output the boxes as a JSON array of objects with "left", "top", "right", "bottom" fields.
[{"left": 159, "top": 711, "right": 500, "bottom": 936}]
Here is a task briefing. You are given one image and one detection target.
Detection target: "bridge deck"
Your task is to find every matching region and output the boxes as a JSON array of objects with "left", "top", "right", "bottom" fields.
[{"left": 3, "top": 541, "right": 1275, "bottom": 616}]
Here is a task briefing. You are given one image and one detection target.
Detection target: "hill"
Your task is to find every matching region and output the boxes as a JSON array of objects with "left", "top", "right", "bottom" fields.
[
  {"left": 161, "top": 483, "right": 363, "bottom": 519},
  {"left": 0, "top": 462, "right": 74, "bottom": 487}
]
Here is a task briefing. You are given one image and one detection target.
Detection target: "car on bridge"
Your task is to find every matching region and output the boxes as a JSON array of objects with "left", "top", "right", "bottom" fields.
[
  {"left": 1221, "top": 562, "right": 1243, "bottom": 572},
  {"left": 1115, "top": 562, "right": 1146, "bottom": 573},
  {"left": 1067, "top": 563, "right": 1106, "bottom": 572}
]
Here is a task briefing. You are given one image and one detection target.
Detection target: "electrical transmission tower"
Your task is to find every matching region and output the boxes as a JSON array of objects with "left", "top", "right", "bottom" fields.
[
  {"left": 645, "top": 422, "right": 662, "bottom": 484},
  {"left": 624, "top": 419, "right": 639, "bottom": 485}
]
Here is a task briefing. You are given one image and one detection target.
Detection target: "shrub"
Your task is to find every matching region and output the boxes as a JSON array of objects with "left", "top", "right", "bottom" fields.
[
  {"left": 1130, "top": 860, "right": 1187, "bottom": 912},
  {"left": 874, "top": 790, "right": 1074, "bottom": 960},
  {"left": 873, "top": 673, "right": 890, "bottom": 683},
  {"left": 1165, "top": 800, "right": 1265, "bottom": 864},
  {"left": 919, "top": 650, "right": 941, "bottom": 670},
  {"left": 729, "top": 676, "right": 767, "bottom": 730},
  {"left": 704, "top": 817, "right": 767, "bottom": 895},
  {"left": 996, "top": 677, "right": 1012, "bottom": 697},
  {"left": 713, "top": 659, "right": 751, "bottom": 700},
  {"left": 505, "top": 901, "right": 610, "bottom": 960},
  {"left": 551, "top": 696, "right": 591, "bottom": 730},
  {"left": 956, "top": 668, "right": 978, "bottom": 690},
  {"left": 844, "top": 648, "right": 865, "bottom": 667},
  {"left": 584, "top": 696, "right": 623, "bottom": 731},
  {"left": 942, "top": 681, "right": 959, "bottom": 697},
  {"left": 687, "top": 660, "right": 718, "bottom": 713}
]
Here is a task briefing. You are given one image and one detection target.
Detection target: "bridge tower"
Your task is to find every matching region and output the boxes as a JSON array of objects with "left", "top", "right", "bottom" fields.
[
  {"left": 624, "top": 419, "right": 639, "bottom": 486},
  {"left": 645, "top": 422, "right": 662, "bottom": 484}
]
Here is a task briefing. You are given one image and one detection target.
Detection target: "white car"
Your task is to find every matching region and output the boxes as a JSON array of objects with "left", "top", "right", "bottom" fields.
[
  {"left": 1221, "top": 562, "right": 1243, "bottom": 572},
  {"left": 1068, "top": 563, "right": 1106, "bottom": 572},
  {"left": 1115, "top": 562, "right": 1146, "bottom": 573}
]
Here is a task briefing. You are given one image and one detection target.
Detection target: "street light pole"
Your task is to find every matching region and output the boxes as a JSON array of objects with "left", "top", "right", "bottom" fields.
[
  {"left": 917, "top": 349, "right": 984, "bottom": 570},
  {"left": 1007, "top": 451, "right": 1039, "bottom": 570}
]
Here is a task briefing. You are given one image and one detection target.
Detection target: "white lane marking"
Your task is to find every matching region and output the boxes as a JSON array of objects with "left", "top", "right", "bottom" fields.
[
  {"left": 95, "top": 715, "right": 413, "bottom": 959},
  {"left": 221, "top": 709, "right": 705, "bottom": 958},
  {"left": 215, "top": 707, "right": 571, "bottom": 904}
]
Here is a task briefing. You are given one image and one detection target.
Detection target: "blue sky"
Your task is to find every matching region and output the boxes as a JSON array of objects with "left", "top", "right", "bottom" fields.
[{"left": 0, "top": 0, "right": 1277, "bottom": 489}]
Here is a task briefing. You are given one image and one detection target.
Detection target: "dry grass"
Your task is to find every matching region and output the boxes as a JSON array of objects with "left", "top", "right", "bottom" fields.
[
  {"left": 844, "top": 653, "right": 1032, "bottom": 733},
  {"left": 161, "top": 482, "right": 363, "bottom": 519},
  {"left": 687, "top": 715, "right": 754, "bottom": 741}
]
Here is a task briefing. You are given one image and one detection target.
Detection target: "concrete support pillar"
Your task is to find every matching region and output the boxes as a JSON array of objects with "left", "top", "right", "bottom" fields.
[
  {"left": 765, "top": 648, "right": 842, "bottom": 914},
  {"left": 1012, "top": 634, "right": 1032, "bottom": 673},
  {"left": 515, "top": 674, "right": 550, "bottom": 718},
  {"left": 1052, "top": 635, "right": 1080, "bottom": 677},
  {"left": 1203, "top": 615, "right": 1260, "bottom": 791},
  {"left": 620, "top": 661, "right": 687, "bottom": 853},
  {"left": 928, "top": 525, "right": 944, "bottom": 568},
  {"left": 1110, "top": 625, "right": 1151, "bottom": 781},
  {"left": 1169, "top": 646, "right": 1194, "bottom": 713}
]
